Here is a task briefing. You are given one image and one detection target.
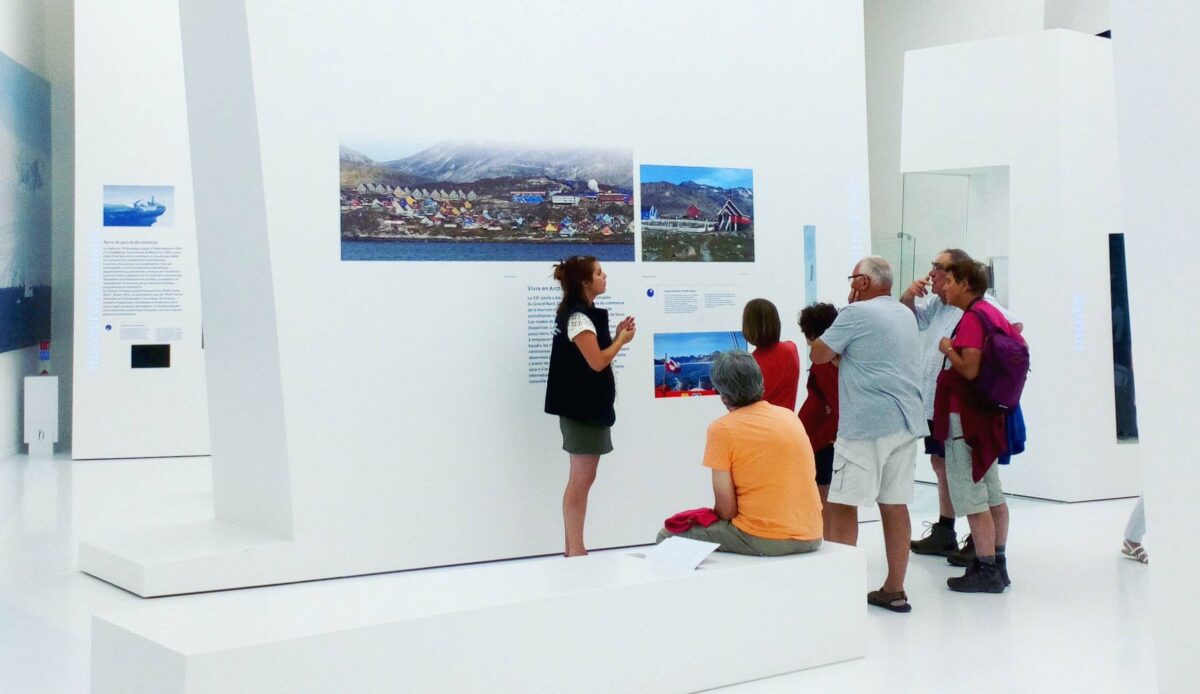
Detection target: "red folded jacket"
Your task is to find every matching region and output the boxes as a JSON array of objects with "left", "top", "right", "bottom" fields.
[{"left": 664, "top": 507, "right": 720, "bottom": 533}]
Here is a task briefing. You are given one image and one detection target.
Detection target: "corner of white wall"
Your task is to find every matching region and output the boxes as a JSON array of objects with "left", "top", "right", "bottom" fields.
[
  {"left": 865, "top": 0, "right": 1045, "bottom": 245},
  {"left": 45, "top": 0, "right": 75, "bottom": 448},
  {"left": 1043, "top": 0, "right": 1110, "bottom": 35}
]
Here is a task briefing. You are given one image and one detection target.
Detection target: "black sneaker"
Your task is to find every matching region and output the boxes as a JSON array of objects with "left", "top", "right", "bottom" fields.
[
  {"left": 947, "top": 559, "right": 1005, "bottom": 593},
  {"left": 947, "top": 534, "right": 976, "bottom": 567},
  {"left": 910, "top": 522, "right": 958, "bottom": 556},
  {"left": 997, "top": 555, "right": 1011, "bottom": 587}
]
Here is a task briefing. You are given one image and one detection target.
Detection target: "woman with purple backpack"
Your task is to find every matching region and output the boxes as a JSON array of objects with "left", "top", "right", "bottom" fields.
[{"left": 933, "top": 258, "right": 1027, "bottom": 593}]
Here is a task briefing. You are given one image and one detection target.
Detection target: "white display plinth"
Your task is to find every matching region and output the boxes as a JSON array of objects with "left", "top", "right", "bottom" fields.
[
  {"left": 91, "top": 544, "right": 866, "bottom": 693},
  {"left": 901, "top": 30, "right": 1138, "bottom": 502},
  {"left": 79, "top": 515, "right": 879, "bottom": 598},
  {"left": 23, "top": 375, "right": 58, "bottom": 458}
]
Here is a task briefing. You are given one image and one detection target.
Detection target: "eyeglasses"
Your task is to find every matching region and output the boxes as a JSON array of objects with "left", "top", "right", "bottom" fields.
[
  {"left": 931, "top": 262, "right": 948, "bottom": 272},
  {"left": 847, "top": 274, "right": 867, "bottom": 282}
]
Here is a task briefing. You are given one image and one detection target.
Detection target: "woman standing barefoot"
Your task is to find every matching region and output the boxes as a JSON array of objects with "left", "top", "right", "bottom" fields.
[{"left": 544, "top": 256, "right": 636, "bottom": 557}]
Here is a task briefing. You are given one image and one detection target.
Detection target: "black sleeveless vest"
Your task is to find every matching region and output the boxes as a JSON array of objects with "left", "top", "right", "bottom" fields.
[{"left": 544, "top": 302, "right": 617, "bottom": 426}]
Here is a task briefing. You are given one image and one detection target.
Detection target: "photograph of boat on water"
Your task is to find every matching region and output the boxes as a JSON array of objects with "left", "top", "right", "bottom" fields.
[
  {"left": 653, "top": 330, "right": 748, "bottom": 398},
  {"left": 103, "top": 185, "right": 174, "bottom": 228},
  {"left": 339, "top": 140, "right": 635, "bottom": 262},
  {"left": 1, "top": 49, "right": 52, "bottom": 353},
  {"left": 640, "top": 164, "right": 754, "bottom": 262}
]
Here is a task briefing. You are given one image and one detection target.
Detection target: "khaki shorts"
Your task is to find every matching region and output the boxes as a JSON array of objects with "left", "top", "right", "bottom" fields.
[
  {"left": 826, "top": 431, "right": 919, "bottom": 507},
  {"left": 656, "top": 521, "right": 821, "bottom": 557},
  {"left": 944, "top": 413, "right": 1005, "bottom": 516}
]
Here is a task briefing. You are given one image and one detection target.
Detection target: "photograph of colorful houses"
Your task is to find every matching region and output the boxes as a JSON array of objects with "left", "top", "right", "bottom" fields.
[
  {"left": 653, "top": 330, "right": 748, "bottom": 398},
  {"left": 339, "top": 141, "right": 635, "bottom": 261},
  {"left": 640, "top": 164, "right": 754, "bottom": 262}
]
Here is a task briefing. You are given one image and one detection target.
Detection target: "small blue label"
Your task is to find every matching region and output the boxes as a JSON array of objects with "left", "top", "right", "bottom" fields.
[{"left": 803, "top": 225, "right": 817, "bottom": 305}]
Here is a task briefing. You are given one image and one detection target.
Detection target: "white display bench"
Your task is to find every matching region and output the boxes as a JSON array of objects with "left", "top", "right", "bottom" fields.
[
  {"left": 901, "top": 30, "right": 1139, "bottom": 502},
  {"left": 92, "top": 544, "right": 867, "bottom": 693}
]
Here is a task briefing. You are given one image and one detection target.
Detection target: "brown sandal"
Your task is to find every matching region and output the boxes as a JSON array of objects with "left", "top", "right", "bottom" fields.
[{"left": 868, "top": 589, "right": 912, "bottom": 613}]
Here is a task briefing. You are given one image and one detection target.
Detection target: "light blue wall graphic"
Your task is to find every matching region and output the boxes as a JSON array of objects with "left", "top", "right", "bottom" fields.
[
  {"left": 0, "top": 50, "right": 52, "bottom": 353},
  {"left": 803, "top": 225, "right": 816, "bottom": 306}
]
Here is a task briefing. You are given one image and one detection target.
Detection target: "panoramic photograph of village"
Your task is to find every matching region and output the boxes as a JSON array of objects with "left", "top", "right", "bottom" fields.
[
  {"left": 640, "top": 164, "right": 755, "bottom": 262},
  {"left": 339, "top": 141, "right": 635, "bottom": 261}
]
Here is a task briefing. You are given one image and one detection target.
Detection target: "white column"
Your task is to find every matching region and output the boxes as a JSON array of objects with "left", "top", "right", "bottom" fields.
[{"left": 1111, "top": 3, "right": 1200, "bottom": 691}]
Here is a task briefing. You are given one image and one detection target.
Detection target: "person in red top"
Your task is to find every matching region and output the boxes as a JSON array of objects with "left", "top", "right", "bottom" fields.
[
  {"left": 743, "top": 298, "right": 800, "bottom": 410},
  {"left": 797, "top": 302, "right": 840, "bottom": 540},
  {"left": 934, "top": 258, "right": 1024, "bottom": 593}
]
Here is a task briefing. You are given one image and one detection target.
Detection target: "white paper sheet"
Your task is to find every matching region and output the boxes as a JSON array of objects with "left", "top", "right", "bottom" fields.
[{"left": 640, "top": 536, "right": 720, "bottom": 571}]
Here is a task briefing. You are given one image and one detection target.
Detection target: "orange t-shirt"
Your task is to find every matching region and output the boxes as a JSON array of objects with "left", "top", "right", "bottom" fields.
[{"left": 703, "top": 400, "right": 823, "bottom": 541}]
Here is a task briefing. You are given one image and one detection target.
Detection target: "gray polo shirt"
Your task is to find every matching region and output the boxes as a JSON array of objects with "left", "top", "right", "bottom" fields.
[{"left": 818, "top": 295, "right": 927, "bottom": 440}]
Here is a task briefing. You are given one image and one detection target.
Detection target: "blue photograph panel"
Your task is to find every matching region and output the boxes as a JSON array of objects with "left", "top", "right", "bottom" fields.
[
  {"left": 0, "top": 50, "right": 52, "bottom": 353},
  {"left": 653, "top": 330, "right": 748, "bottom": 398},
  {"left": 103, "top": 185, "right": 175, "bottom": 228}
]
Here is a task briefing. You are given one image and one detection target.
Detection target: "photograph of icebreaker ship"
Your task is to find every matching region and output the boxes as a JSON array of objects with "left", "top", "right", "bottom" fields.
[{"left": 103, "top": 185, "right": 173, "bottom": 228}]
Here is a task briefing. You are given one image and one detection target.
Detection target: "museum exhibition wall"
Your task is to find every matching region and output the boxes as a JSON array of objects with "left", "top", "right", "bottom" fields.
[
  {"left": 9, "top": 0, "right": 1193, "bottom": 688},
  {"left": 78, "top": 0, "right": 872, "bottom": 595},
  {"left": 900, "top": 29, "right": 1137, "bottom": 502}
]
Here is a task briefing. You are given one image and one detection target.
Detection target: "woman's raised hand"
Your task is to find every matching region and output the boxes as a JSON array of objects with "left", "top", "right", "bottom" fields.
[{"left": 616, "top": 316, "right": 637, "bottom": 344}]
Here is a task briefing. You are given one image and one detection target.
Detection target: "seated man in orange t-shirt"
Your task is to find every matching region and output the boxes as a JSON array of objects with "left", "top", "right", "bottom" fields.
[{"left": 656, "top": 350, "right": 824, "bottom": 555}]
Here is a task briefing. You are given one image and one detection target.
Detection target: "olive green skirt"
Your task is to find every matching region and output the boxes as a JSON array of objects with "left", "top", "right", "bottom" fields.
[{"left": 558, "top": 416, "right": 614, "bottom": 455}]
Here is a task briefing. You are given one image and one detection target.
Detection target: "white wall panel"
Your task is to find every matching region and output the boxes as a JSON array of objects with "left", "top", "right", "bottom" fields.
[
  {"left": 865, "top": 0, "right": 1044, "bottom": 243},
  {"left": 71, "top": 0, "right": 209, "bottom": 459},
  {"left": 1111, "top": 3, "right": 1200, "bottom": 691},
  {"left": 901, "top": 30, "right": 1137, "bottom": 501}
]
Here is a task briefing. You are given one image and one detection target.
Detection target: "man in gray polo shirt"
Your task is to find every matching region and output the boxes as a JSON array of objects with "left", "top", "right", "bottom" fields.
[{"left": 810, "top": 256, "right": 927, "bottom": 613}]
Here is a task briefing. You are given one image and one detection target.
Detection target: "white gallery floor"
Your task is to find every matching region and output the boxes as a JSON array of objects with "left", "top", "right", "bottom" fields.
[{"left": 1, "top": 452, "right": 1154, "bottom": 693}]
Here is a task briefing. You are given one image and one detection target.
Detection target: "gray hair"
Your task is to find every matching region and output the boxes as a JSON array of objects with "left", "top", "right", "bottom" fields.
[
  {"left": 858, "top": 256, "right": 893, "bottom": 290},
  {"left": 709, "top": 349, "right": 764, "bottom": 409}
]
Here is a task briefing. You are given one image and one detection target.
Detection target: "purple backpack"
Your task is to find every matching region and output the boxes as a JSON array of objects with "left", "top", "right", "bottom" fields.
[{"left": 966, "top": 303, "right": 1029, "bottom": 411}]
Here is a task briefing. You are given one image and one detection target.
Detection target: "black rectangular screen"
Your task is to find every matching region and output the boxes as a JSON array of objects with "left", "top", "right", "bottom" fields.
[
  {"left": 1109, "top": 234, "right": 1138, "bottom": 440},
  {"left": 131, "top": 344, "right": 171, "bottom": 369}
]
